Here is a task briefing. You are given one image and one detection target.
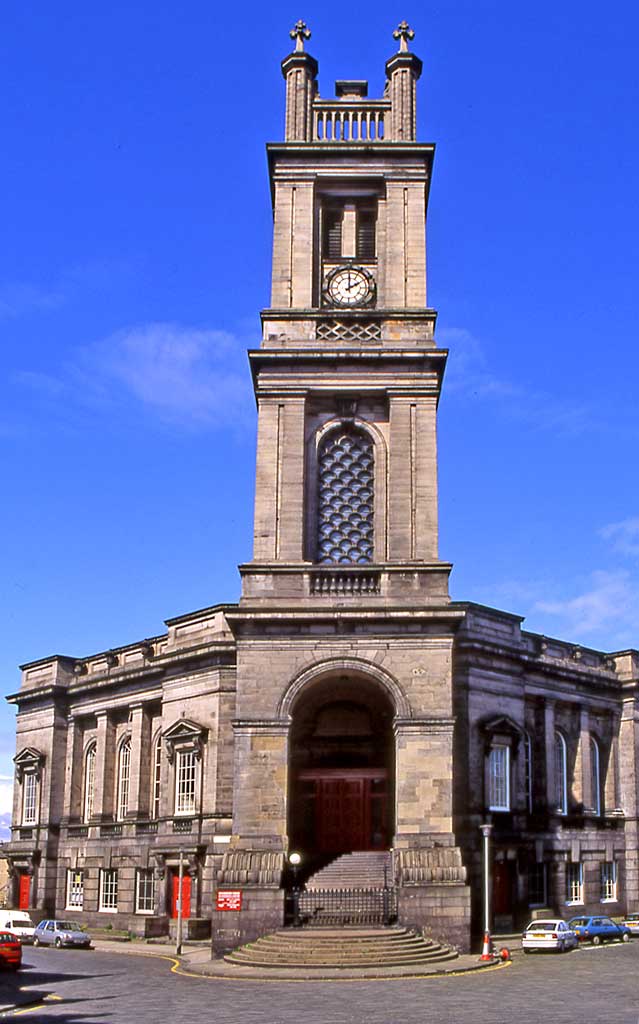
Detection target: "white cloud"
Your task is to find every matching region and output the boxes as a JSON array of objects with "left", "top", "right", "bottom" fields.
[
  {"left": 16, "top": 321, "right": 254, "bottom": 433},
  {"left": 0, "top": 775, "right": 14, "bottom": 817},
  {"left": 600, "top": 517, "right": 639, "bottom": 558},
  {"left": 533, "top": 569, "right": 639, "bottom": 648},
  {"left": 85, "top": 322, "right": 250, "bottom": 427}
]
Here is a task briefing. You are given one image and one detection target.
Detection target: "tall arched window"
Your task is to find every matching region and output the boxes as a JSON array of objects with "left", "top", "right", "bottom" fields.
[
  {"left": 83, "top": 743, "right": 96, "bottom": 823},
  {"left": 151, "top": 736, "right": 162, "bottom": 820},
  {"left": 523, "top": 732, "right": 533, "bottom": 813},
  {"left": 116, "top": 739, "right": 131, "bottom": 821},
  {"left": 554, "top": 731, "right": 568, "bottom": 815},
  {"left": 317, "top": 427, "right": 374, "bottom": 564},
  {"left": 590, "top": 736, "right": 601, "bottom": 816}
]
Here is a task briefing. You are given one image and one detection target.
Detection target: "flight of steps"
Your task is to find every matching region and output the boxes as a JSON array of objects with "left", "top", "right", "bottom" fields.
[
  {"left": 305, "top": 851, "right": 392, "bottom": 889},
  {"left": 224, "top": 926, "right": 458, "bottom": 969}
]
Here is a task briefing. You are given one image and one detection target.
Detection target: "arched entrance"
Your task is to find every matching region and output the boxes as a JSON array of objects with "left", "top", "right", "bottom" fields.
[{"left": 287, "top": 673, "right": 395, "bottom": 865}]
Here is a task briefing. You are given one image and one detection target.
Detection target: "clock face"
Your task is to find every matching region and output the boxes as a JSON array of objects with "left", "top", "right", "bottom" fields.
[{"left": 324, "top": 266, "right": 375, "bottom": 307}]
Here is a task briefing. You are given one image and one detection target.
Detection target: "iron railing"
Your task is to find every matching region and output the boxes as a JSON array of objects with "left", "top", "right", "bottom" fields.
[{"left": 290, "top": 886, "right": 397, "bottom": 927}]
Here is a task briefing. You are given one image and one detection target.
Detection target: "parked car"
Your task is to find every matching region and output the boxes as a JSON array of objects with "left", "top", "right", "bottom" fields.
[
  {"left": 33, "top": 920, "right": 91, "bottom": 949},
  {"left": 0, "top": 911, "right": 36, "bottom": 944},
  {"left": 568, "top": 915, "right": 632, "bottom": 944},
  {"left": 621, "top": 912, "right": 639, "bottom": 935},
  {"left": 522, "top": 919, "right": 578, "bottom": 953},
  {"left": 0, "top": 931, "right": 22, "bottom": 970}
]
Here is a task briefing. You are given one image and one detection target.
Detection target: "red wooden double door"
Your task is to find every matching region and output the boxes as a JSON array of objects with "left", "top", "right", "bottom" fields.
[
  {"left": 299, "top": 769, "right": 389, "bottom": 854},
  {"left": 170, "top": 872, "right": 191, "bottom": 919}
]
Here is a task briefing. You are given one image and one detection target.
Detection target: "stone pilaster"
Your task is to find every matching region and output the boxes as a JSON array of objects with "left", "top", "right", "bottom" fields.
[
  {"left": 544, "top": 700, "right": 557, "bottom": 812},
  {"left": 128, "top": 704, "right": 151, "bottom": 818},
  {"left": 93, "top": 711, "right": 116, "bottom": 820},
  {"left": 61, "top": 717, "right": 82, "bottom": 822}
]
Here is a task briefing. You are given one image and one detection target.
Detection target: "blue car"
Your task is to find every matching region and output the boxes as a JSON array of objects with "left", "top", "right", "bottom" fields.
[{"left": 568, "top": 915, "right": 631, "bottom": 945}]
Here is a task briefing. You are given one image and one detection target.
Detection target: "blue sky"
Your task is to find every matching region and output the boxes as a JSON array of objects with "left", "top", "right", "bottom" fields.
[{"left": 1, "top": 1, "right": 638, "bottom": 828}]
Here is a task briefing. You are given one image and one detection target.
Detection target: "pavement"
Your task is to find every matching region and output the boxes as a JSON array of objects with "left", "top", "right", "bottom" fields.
[{"left": 0, "top": 933, "right": 513, "bottom": 1013}]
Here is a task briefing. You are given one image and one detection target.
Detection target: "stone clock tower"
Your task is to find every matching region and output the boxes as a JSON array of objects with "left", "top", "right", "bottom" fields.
[{"left": 214, "top": 22, "right": 471, "bottom": 951}]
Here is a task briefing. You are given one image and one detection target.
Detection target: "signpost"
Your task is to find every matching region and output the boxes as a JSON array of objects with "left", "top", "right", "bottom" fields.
[{"left": 175, "top": 849, "right": 184, "bottom": 956}]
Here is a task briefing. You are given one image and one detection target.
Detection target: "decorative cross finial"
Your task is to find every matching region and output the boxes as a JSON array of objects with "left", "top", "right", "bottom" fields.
[
  {"left": 290, "top": 19, "right": 311, "bottom": 52},
  {"left": 393, "top": 21, "right": 415, "bottom": 52}
]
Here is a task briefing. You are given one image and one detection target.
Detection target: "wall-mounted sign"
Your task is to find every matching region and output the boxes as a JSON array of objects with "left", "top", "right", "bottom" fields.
[{"left": 216, "top": 889, "right": 242, "bottom": 911}]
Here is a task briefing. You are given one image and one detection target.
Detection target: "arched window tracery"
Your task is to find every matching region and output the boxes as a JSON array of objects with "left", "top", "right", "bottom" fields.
[{"left": 316, "top": 426, "right": 374, "bottom": 564}]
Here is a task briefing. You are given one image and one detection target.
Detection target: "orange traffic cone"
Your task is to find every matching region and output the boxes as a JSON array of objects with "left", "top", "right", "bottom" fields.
[{"left": 479, "top": 931, "right": 494, "bottom": 961}]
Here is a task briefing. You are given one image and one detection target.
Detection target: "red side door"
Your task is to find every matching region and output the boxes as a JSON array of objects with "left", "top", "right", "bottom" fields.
[
  {"left": 18, "top": 873, "right": 30, "bottom": 910},
  {"left": 171, "top": 873, "right": 191, "bottom": 919}
]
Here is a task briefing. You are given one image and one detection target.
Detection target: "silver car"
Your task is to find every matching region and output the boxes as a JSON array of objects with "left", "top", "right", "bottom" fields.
[
  {"left": 33, "top": 919, "right": 91, "bottom": 949},
  {"left": 522, "top": 918, "right": 578, "bottom": 953}
]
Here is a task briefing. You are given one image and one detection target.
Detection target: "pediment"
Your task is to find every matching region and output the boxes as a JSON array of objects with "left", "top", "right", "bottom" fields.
[
  {"left": 479, "top": 715, "right": 524, "bottom": 741},
  {"left": 14, "top": 747, "right": 44, "bottom": 767},
  {"left": 14, "top": 747, "right": 45, "bottom": 779},
  {"left": 163, "top": 718, "right": 207, "bottom": 762},
  {"left": 163, "top": 719, "right": 205, "bottom": 743}
]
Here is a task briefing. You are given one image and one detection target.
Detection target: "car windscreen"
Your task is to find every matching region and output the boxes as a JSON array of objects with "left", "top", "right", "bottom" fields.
[
  {"left": 526, "top": 923, "right": 556, "bottom": 930},
  {"left": 569, "top": 918, "right": 588, "bottom": 926}
]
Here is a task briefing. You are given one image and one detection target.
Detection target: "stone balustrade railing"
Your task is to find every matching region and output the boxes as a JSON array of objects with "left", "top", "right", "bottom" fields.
[{"left": 313, "top": 100, "right": 390, "bottom": 142}]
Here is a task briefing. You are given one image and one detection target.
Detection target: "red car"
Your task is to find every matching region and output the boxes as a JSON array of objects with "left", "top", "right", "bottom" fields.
[{"left": 0, "top": 931, "right": 22, "bottom": 970}]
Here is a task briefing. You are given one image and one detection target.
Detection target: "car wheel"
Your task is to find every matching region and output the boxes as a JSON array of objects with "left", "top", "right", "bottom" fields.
[
  {"left": 54, "top": 937, "right": 62, "bottom": 949},
  {"left": 622, "top": 932, "right": 630, "bottom": 942},
  {"left": 592, "top": 935, "right": 601, "bottom": 946},
  {"left": 523, "top": 948, "right": 531, "bottom": 954},
  {"left": 33, "top": 937, "right": 40, "bottom": 947},
  {"left": 558, "top": 941, "right": 565, "bottom": 953}
]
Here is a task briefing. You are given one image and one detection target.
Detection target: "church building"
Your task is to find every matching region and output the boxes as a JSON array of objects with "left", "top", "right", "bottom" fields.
[{"left": 5, "top": 24, "right": 639, "bottom": 955}]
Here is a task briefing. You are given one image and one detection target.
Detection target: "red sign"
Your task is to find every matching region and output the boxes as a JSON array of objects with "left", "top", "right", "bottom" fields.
[{"left": 216, "top": 889, "right": 242, "bottom": 911}]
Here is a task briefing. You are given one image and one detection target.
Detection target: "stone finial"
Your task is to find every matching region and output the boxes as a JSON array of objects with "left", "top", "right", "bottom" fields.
[
  {"left": 393, "top": 20, "right": 415, "bottom": 52},
  {"left": 290, "top": 19, "right": 311, "bottom": 52}
]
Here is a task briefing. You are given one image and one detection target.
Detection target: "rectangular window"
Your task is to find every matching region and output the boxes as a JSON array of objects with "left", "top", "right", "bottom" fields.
[
  {"left": 22, "top": 773, "right": 38, "bottom": 825},
  {"left": 566, "top": 862, "right": 584, "bottom": 905},
  {"left": 66, "top": 870, "right": 84, "bottom": 910},
  {"left": 488, "top": 745, "right": 510, "bottom": 811},
  {"left": 600, "top": 861, "right": 617, "bottom": 902},
  {"left": 528, "top": 863, "right": 548, "bottom": 907},
  {"left": 99, "top": 869, "right": 118, "bottom": 912},
  {"left": 175, "top": 750, "right": 197, "bottom": 815},
  {"left": 136, "top": 869, "right": 156, "bottom": 914}
]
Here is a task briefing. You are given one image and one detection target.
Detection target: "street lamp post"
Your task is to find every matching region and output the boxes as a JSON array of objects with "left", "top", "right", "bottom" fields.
[
  {"left": 479, "top": 823, "right": 494, "bottom": 960},
  {"left": 289, "top": 851, "right": 302, "bottom": 927}
]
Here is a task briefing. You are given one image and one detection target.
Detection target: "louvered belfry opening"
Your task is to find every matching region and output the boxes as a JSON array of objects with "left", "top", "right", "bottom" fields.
[
  {"left": 321, "top": 200, "right": 377, "bottom": 260},
  {"left": 316, "top": 426, "right": 374, "bottom": 564}
]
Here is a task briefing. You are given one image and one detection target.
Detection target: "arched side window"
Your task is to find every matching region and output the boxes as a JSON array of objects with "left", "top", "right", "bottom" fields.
[
  {"left": 316, "top": 427, "right": 374, "bottom": 564},
  {"left": 554, "top": 731, "right": 568, "bottom": 815},
  {"left": 151, "top": 735, "right": 162, "bottom": 820},
  {"left": 116, "top": 739, "right": 131, "bottom": 821},
  {"left": 523, "top": 732, "right": 533, "bottom": 813},
  {"left": 590, "top": 736, "right": 601, "bottom": 816},
  {"left": 83, "top": 743, "right": 96, "bottom": 824}
]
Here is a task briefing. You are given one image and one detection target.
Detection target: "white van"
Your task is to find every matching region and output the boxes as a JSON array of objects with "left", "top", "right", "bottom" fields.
[{"left": 1, "top": 911, "right": 36, "bottom": 943}]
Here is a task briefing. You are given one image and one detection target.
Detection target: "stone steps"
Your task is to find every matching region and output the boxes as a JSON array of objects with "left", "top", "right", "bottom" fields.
[
  {"left": 305, "top": 851, "right": 392, "bottom": 890},
  {"left": 224, "top": 926, "right": 458, "bottom": 969}
]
